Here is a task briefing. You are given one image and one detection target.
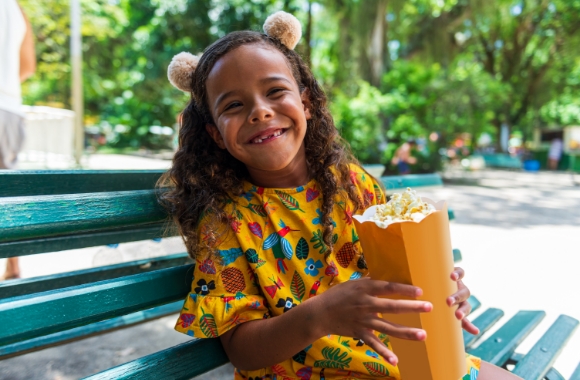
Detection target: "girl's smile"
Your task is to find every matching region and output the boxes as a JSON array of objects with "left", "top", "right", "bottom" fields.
[{"left": 205, "top": 44, "right": 312, "bottom": 188}]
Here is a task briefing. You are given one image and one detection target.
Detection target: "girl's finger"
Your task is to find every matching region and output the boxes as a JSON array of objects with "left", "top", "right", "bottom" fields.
[
  {"left": 370, "top": 297, "right": 432, "bottom": 315},
  {"left": 461, "top": 318, "right": 480, "bottom": 335},
  {"left": 455, "top": 300, "right": 472, "bottom": 320},
  {"left": 447, "top": 280, "right": 470, "bottom": 306},
  {"left": 359, "top": 330, "right": 398, "bottom": 366},
  {"left": 451, "top": 267, "right": 465, "bottom": 281},
  {"left": 364, "top": 317, "right": 427, "bottom": 341},
  {"left": 367, "top": 280, "right": 423, "bottom": 298}
]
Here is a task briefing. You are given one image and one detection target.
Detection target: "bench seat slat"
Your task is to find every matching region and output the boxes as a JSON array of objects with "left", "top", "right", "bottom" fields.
[
  {"left": 512, "top": 315, "right": 579, "bottom": 379},
  {"left": 0, "top": 170, "right": 165, "bottom": 197},
  {"left": 0, "top": 224, "right": 171, "bottom": 259},
  {"left": 463, "top": 308, "right": 504, "bottom": 349},
  {"left": 468, "top": 310, "right": 545, "bottom": 366},
  {"left": 0, "top": 265, "right": 192, "bottom": 346},
  {"left": 0, "top": 301, "right": 183, "bottom": 359},
  {"left": 0, "top": 190, "right": 166, "bottom": 243},
  {"left": 0, "top": 253, "right": 191, "bottom": 297},
  {"left": 545, "top": 367, "right": 566, "bottom": 380},
  {"left": 83, "top": 339, "right": 229, "bottom": 380},
  {"left": 453, "top": 248, "right": 462, "bottom": 262}
]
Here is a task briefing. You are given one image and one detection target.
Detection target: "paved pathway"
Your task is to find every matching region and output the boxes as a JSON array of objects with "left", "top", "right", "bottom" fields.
[{"left": 1, "top": 159, "right": 579, "bottom": 379}]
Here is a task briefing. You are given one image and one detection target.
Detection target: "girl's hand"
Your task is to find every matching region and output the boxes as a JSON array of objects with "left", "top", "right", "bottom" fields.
[
  {"left": 313, "top": 277, "right": 432, "bottom": 366},
  {"left": 447, "top": 267, "right": 480, "bottom": 335}
]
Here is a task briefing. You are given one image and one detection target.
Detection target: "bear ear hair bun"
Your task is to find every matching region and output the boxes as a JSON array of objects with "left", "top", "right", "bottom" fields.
[
  {"left": 167, "top": 11, "right": 301, "bottom": 91},
  {"left": 263, "top": 11, "right": 302, "bottom": 50},
  {"left": 167, "top": 52, "right": 199, "bottom": 92}
]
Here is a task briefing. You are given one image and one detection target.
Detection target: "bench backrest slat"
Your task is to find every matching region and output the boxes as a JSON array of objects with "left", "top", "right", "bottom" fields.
[
  {"left": 0, "top": 253, "right": 191, "bottom": 298},
  {"left": 83, "top": 338, "right": 229, "bottom": 380},
  {"left": 468, "top": 310, "right": 545, "bottom": 365},
  {"left": 463, "top": 308, "right": 504, "bottom": 349},
  {"left": 0, "top": 265, "right": 192, "bottom": 346},
  {"left": 512, "top": 315, "right": 579, "bottom": 379},
  {"left": 380, "top": 173, "right": 443, "bottom": 191},
  {"left": 0, "top": 191, "right": 166, "bottom": 242},
  {"left": 0, "top": 170, "right": 165, "bottom": 197},
  {"left": 0, "top": 224, "right": 168, "bottom": 258}
]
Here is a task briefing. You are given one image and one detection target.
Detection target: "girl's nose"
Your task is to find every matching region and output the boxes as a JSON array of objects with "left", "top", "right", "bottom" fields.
[{"left": 249, "top": 99, "right": 273, "bottom": 123}]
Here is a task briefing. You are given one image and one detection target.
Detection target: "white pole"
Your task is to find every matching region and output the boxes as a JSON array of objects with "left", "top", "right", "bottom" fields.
[{"left": 71, "top": 0, "right": 84, "bottom": 166}]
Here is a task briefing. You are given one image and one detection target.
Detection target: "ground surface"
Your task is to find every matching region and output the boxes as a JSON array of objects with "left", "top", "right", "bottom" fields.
[{"left": 1, "top": 156, "right": 579, "bottom": 379}]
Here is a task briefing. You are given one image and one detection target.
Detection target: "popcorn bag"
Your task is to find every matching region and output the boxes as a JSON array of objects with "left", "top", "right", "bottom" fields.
[{"left": 353, "top": 189, "right": 466, "bottom": 380}]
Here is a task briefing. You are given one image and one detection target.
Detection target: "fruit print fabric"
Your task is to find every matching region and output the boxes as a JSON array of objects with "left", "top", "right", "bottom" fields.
[{"left": 174, "top": 165, "right": 481, "bottom": 379}]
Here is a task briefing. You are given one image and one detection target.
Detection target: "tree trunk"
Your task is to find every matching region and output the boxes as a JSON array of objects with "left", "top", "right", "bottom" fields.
[{"left": 366, "top": 0, "right": 388, "bottom": 87}]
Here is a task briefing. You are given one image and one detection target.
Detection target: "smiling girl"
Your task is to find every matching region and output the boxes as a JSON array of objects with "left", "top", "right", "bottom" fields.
[{"left": 159, "top": 11, "right": 522, "bottom": 380}]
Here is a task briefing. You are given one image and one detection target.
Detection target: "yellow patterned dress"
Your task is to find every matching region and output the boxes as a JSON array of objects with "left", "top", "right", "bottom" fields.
[{"left": 175, "top": 165, "right": 481, "bottom": 380}]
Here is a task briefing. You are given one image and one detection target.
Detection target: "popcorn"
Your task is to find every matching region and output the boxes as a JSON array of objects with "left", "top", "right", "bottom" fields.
[{"left": 371, "top": 187, "right": 435, "bottom": 228}]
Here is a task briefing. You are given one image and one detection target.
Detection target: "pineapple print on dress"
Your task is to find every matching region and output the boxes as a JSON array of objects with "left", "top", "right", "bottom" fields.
[
  {"left": 221, "top": 267, "right": 246, "bottom": 293},
  {"left": 336, "top": 229, "right": 360, "bottom": 268}
]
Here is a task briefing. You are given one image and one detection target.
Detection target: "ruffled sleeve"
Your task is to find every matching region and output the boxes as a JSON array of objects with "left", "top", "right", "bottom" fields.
[
  {"left": 175, "top": 221, "right": 269, "bottom": 338},
  {"left": 349, "top": 164, "right": 387, "bottom": 209}
]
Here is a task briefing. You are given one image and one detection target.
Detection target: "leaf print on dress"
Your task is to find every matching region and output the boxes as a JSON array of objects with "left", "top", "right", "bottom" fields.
[
  {"left": 363, "top": 188, "right": 374, "bottom": 208},
  {"left": 296, "top": 237, "right": 309, "bottom": 260},
  {"left": 199, "top": 307, "right": 218, "bottom": 338},
  {"left": 373, "top": 183, "right": 383, "bottom": 203},
  {"left": 219, "top": 247, "right": 243, "bottom": 265},
  {"left": 177, "top": 313, "right": 195, "bottom": 328},
  {"left": 312, "top": 209, "right": 337, "bottom": 227},
  {"left": 306, "top": 186, "right": 320, "bottom": 202},
  {"left": 293, "top": 344, "right": 312, "bottom": 364},
  {"left": 310, "top": 229, "right": 328, "bottom": 254},
  {"left": 245, "top": 203, "right": 268, "bottom": 217},
  {"left": 363, "top": 362, "right": 389, "bottom": 377},
  {"left": 313, "top": 346, "right": 352, "bottom": 369},
  {"left": 296, "top": 366, "right": 313, "bottom": 380},
  {"left": 290, "top": 270, "right": 306, "bottom": 301},
  {"left": 275, "top": 190, "right": 305, "bottom": 213},
  {"left": 244, "top": 248, "right": 266, "bottom": 268},
  {"left": 198, "top": 258, "right": 216, "bottom": 274},
  {"left": 248, "top": 222, "right": 263, "bottom": 238}
]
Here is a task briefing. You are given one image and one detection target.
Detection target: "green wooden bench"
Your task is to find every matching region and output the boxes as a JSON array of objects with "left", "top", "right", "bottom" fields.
[{"left": 1, "top": 170, "right": 578, "bottom": 379}]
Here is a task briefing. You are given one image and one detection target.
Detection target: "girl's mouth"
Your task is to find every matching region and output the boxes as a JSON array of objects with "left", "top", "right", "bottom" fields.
[{"left": 249, "top": 128, "right": 288, "bottom": 144}]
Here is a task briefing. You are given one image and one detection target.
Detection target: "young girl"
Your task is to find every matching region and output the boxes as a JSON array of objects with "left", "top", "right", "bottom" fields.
[{"left": 160, "top": 11, "right": 521, "bottom": 380}]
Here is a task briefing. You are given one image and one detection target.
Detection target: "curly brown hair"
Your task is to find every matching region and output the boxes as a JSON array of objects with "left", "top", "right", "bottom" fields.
[{"left": 158, "top": 30, "right": 365, "bottom": 261}]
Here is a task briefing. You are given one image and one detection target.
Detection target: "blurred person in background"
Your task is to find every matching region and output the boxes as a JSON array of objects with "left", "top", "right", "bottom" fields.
[
  {"left": 391, "top": 139, "right": 417, "bottom": 175},
  {"left": 0, "top": 0, "right": 36, "bottom": 280},
  {"left": 548, "top": 137, "right": 563, "bottom": 171}
]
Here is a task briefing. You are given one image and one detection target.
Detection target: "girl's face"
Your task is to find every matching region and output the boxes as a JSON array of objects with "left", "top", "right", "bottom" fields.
[{"left": 205, "top": 44, "right": 311, "bottom": 186}]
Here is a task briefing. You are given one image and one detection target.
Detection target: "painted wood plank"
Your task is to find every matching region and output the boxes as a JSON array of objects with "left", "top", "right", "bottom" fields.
[
  {"left": 453, "top": 248, "right": 462, "bottom": 262},
  {"left": 468, "top": 310, "right": 545, "bottom": 366},
  {"left": 0, "top": 253, "right": 192, "bottom": 297},
  {"left": 83, "top": 339, "right": 229, "bottom": 380},
  {"left": 544, "top": 367, "right": 566, "bottom": 380},
  {"left": 570, "top": 362, "right": 580, "bottom": 380},
  {"left": 0, "top": 190, "right": 167, "bottom": 242},
  {"left": 0, "top": 301, "right": 183, "bottom": 359},
  {"left": 0, "top": 223, "right": 173, "bottom": 259},
  {"left": 468, "top": 295, "right": 481, "bottom": 312},
  {"left": 0, "top": 170, "right": 165, "bottom": 197},
  {"left": 512, "top": 315, "right": 579, "bottom": 379},
  {"left": 380, "top": 173, "right": 443, "bottom": 190},
  {"left": 0, "top": 265, "right": 193, "bottom": 346},
  {"left": 463, "top": 308, "right": 504, "bottom": 349}
]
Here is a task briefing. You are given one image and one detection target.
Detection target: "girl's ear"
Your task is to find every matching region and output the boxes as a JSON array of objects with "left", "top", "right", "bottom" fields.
[
  {"left": 205, "top": 124, "right": 226, "bottom": 149},
  {"left": 301, "top": 88, "right": 312, "bottom": 121}
]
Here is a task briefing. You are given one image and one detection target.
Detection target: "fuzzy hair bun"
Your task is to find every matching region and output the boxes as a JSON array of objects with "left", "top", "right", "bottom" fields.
[
  {"left": 167, "top": 52, "right": 199, "bottom": 92},
  {"left": 263, "top": 11, "right": 302, "bottom": 50}
]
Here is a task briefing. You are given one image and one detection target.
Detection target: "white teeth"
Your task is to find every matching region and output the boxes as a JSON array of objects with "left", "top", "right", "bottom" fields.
[{"left": 252, "top": 129, "right": 284, "bottom": 144}]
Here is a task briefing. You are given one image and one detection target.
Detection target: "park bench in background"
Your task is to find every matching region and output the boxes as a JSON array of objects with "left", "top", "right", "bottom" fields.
[{"left": 1, "top": 170, "right": 578, "bottom": 379}]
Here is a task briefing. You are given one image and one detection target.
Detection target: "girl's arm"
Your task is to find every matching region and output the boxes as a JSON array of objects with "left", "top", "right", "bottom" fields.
[
  {"left": 18, "top": 4, "right": 36, "bottom": 82},
  {"left": 220, "top": 278, "right": 431, "bottom": 370}
]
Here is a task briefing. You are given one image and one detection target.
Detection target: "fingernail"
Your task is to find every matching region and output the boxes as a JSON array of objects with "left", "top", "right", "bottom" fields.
[
  {"left": 416, "top": 331, "right": 426, "bottom": 340},
  {"left": 389, "top": 356, "right": 397, "bottom": 365},
  {"left": 457, "top": 311, "right": 464, "bottom": 319},
  {"left": 424, "top": 302, "right": 433, "bottom": 311},
  {"left": 415, "top": 288, "right": 423, "bottom": 297},
  {"left": 449, "top": 297, "right": 455, "bottom": 305}
]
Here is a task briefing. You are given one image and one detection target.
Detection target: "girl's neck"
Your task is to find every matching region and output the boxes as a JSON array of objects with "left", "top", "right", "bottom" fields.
[{"left": 246, "top": 144, "right": 310, "bottom": 189}]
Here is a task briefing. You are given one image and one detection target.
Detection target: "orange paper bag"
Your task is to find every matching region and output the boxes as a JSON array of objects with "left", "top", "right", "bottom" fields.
[{"left": 353, "top": 199, "right": 466, "bottom": 380}]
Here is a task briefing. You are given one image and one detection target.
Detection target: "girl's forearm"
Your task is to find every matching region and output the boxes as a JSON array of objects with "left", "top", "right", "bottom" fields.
[{"left": 219, "top": 296, "right": 326, "bottom": 371}]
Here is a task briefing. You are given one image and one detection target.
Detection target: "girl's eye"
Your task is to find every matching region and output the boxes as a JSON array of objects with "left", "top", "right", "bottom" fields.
[
  {"left": 268, "top": 88, "right": 285, "bottom": 96},
  {"left": 224, "top": 102, "right": 242, "bottom": 111}
]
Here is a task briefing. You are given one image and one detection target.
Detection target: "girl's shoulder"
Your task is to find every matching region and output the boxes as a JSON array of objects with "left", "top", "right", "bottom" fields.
[{"left": 345, "top": 163, "right": 386, "bottom": 207}]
